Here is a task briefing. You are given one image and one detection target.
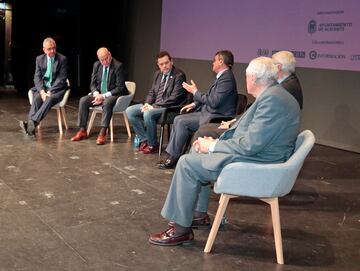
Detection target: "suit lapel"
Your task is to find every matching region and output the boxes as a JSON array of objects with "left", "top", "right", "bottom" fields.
[{"left": 52, "top": 54, "right": 58, "bottom": 75}]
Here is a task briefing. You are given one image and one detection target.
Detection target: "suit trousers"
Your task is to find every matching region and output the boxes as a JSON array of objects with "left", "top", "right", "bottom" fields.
[
  {"left": 165, "top": 112, "right": 202, "bottom": 159},
  {"left": 191, "top": 122, "right": 225, "bottom": 144},
  {"left": 77, "top": 95, "right": 118, "bottom": 129},
  {"left": 125, "top": 104, "right": 165, "bottom": 146},
  {"left": 161, "top": 152, "right": 221, "bottom": 227},
  {"left": 28, "top": 89, "right": 66, "bottom": 123}
]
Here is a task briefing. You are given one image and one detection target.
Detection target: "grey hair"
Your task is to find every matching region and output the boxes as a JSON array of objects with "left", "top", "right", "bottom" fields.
[
  {"left": 246, "top": 57, "right": 278, "bottom": 84},
  {"left": 43, "top": 37, "right": 56, "bottom": 48},
  {"left": 272, "top": 51, "right": 296, "bottom": 73}
]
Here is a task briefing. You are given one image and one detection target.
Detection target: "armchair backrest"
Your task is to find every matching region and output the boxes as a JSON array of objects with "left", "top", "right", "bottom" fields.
[
  {"left": 214, "top": 130, "right": 315, "bottom": 198},
  {"left": 113, "top": 81, "right": 136, "bottom": 112}
]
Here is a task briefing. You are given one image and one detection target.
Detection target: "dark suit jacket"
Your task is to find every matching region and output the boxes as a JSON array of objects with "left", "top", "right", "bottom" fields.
[
  {"left": 145, "top": 66, "right": 187, "bottom": 107},
  {"left": 281, "top": 73, "right": 303, "bottom": 109},
  {"left": 33, "top": 53, "right": 68, "bottom": 93},
  {"left": 202, "top": 83, "right": 300, "bottom": 171},
  {"left": 90, "top": 58, "right": 128, "bottom": 96},
  {"left": 194, "top": 69, "right": 238, "bottom": 125}
]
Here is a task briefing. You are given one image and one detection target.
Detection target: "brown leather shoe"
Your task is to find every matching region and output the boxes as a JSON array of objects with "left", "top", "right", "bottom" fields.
[
  {"left": 96, "top": 134, "right": 106, "bottom": 145},
  {"left": 168, "top": 214, "right": 211, "bottom": 230},
  {"left": 71, "top": 130, "right": 88, "bottom": 141},
  {"left": 149, "top": 227, "right": 194, "bottom": 246},
  {"left": 141, "top": 145, "right": 159, "bottom": 154}
]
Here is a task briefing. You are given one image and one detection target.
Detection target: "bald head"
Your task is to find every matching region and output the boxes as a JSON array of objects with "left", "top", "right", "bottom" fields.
[{"left": 97, "top": 47, "right": 112, "bottom": 67}]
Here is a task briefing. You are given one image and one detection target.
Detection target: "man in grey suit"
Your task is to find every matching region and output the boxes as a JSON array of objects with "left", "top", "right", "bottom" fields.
[
  {"left": 71, "top": 47, "right": 128, "bottom": 145},
  {"left": 158, "top": 50, "right": 238, "bottom": 169},
  {"left": 125, "top": 51, "right": 187, "bottom": 154},
  {"left": 20, "top": 37, "right": 68, "bottom": 137},
  {"left": 149, "top": 56, "right": 301, "bottom": 246}
]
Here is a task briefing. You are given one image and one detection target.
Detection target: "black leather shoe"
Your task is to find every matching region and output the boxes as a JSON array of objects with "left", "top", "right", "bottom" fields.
[
  {"left": 149, "top": 227, "right": 194, "bottom": 246},
  {"left": 168, "top": 214, "right": 211, "bottom": 230},
  {"left": 158, "top": 157, "right": 178, "bottom": 169},
  {"left": 19, "top": 121, "right": 28, "bottom": 134},
  {"left": 27, "top": 120, "right": 36, "bottom": 136}
]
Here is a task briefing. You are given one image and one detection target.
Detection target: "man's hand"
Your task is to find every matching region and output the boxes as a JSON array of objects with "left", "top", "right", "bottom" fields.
[
  {"left": 40, "top": 90, "right": 50, "bottom": 102},
  {"left": 180, "top": 103, "right": 195, "bottom": 114},
  {"left": 141, "top": 103, "right": 153, "bottom": 112},
  {"left": 182, "top": 80, "right": 197, "bottom": 94},
  {"left": 192, "top": 136, "right": 216, "bottom": 153},
  {"left": 218, "top": 118, "right": 237, "bottom": 129},
  {"left": 91, "top": 94, "right": 104, "bottom": 105}
]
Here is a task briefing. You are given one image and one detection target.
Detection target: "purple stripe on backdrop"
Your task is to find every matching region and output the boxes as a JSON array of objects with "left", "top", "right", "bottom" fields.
[{"left": 161, "top": 0, "right": 360, "bottom": 71}]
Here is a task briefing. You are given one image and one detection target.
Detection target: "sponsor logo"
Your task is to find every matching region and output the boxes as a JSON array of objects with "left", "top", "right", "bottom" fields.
[
  {"left": 308, "top": 20, "right": 317, "bottom": 34},
  {"left": 309, "top": 50, "right": 317, "bottom": 60},
  {"left": 351, "top": 55, "right": 360, "bottom": 61},
  {"left": 308, "top": 20, "right": 352, "bottom": 33},
  {"left": 309, "top": 50, "right": 346, "bottom": 60},
  {"left": 257, "top": 48, "right": 269, "bottom": 56}
]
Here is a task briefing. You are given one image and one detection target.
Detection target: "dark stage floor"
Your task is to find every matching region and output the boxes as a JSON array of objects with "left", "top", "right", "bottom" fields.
[{"left": 0, "top": 88, "right": 359, "bottom": 271}]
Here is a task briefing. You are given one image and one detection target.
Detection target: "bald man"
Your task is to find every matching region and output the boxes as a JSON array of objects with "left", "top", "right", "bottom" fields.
[{"left": 71, "top": 47, "right": 128, "bottom": 145}]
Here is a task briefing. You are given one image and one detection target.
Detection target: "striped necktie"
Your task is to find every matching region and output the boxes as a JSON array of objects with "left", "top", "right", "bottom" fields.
[{"left": 155, "top": 74, "right": 168, "bottom": 104}]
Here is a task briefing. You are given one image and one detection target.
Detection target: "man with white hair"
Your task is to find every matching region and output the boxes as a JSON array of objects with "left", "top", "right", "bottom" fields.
[
  {"left": 272, "top": 50, "right": 303, "bottom": 109},
  {"left": 149, "top": 56, "right": 301, "bottom": 246}
]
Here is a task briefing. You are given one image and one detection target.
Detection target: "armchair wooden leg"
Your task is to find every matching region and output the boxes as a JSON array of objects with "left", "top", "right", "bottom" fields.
[
  {"left": 87, "top": 111, "right": 97, "bottom": 136},
  {"left": 110, "top": 118, "right": 114, "bottom": 142},
  {"left": 261, "top": 197, "right": 284, "bottom": 264},
  {"left": 60, "top": 107, "right": 68, "bottom": 130},
  {"left": 204, "top": 194, "right": 231, "bottom": 253},
  {"left": 56, "top": 108, "right": 63, "bottom": 134},
  {"left": 123, "top": 113, "right": 131, "bottom": 138},
  {"left": 158, "top": 125, "right": 165, "bottom": 157}
]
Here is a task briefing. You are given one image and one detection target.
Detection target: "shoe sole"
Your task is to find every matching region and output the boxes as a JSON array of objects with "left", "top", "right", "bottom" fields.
[
  {"left": 148, "top": 238, "right": 194, "bottom": 246},
  {"left": 71, "top": 137, "right": 87, "bottom": 142}
]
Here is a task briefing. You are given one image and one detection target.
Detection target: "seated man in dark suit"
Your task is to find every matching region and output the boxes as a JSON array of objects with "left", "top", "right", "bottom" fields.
[
  {"left": 192, "top": 50, "right": 303, "bottom": 141},
  {"left": 149, "top": 56, "right": 301, "bottom": 246},
  {"left": 158, "top": 50, "right": 238, "bottom": 169},
  {"left": 19, "top": 37, "right": 68, "bottom": 137},
  {"left": 71, "top": 47, "right": 128, "bottom": 145},
  {"left": 125, "top": 51, "right": 187, "bottom": 154}
]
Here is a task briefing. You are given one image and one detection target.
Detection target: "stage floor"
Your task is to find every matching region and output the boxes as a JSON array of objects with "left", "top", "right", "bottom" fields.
[{"left": 1, "top": 88, "right": 359, "bottom": 271}]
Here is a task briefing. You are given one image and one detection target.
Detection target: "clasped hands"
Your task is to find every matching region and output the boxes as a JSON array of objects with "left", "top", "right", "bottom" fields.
[
  {"left": 91, "top": 94, "right": 105, "bottom": 105},
  {"left": 141, "top": 103, "right": 154, "bottom": 112},
  {"left": 40, "top": 90, "right": 51, "bottom": 102},
  {"left": 193, "top": 136, "right": 216, "bottom": 153}
]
